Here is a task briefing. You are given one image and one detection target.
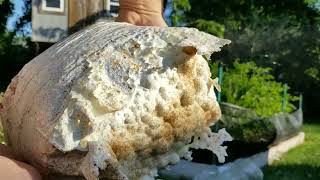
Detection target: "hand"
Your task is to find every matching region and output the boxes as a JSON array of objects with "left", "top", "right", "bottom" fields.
[
  {"left": 0, "top": 2, "right": 167, "bottom": 179},
  {"left": 116, "top": 0, "right": 168, "bottom": 27},
  {"left": 0, "top": 144, "right": 41, "bottom": 180}
]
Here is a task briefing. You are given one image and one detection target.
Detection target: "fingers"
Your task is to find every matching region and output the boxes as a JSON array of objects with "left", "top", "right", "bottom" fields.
[
  {"left": 116, "top": 0, "right": 168, "bottom": 27},
  {"left": 0, "top": 156, "right": 42, "bottom": 180},
  {"left": 119, "top": 0, "right": 164, "bottom": 14},
  {"left": 0, "top": 144, "right": 19, "bottom": 160},
  {"left": 116, "top": 11, "right": 167, "bottom": 27}
]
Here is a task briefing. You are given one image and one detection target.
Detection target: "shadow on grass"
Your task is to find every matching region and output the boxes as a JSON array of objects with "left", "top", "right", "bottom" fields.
[
  {"left": 304, "top": 116, "right": 320, "bottom": 124},
  {"left": 263, "top": 164, "right": 320, "bottom": 180}
]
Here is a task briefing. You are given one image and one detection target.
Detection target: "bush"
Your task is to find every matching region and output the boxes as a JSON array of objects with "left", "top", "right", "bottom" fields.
[
  {"left": 216, "top": 102, "right": 276, "bottom": 143},
  {"left": 209, "top": 60, "right": 298, "bottom": 117},
  {"left": 0, "top": 32, "right": 35, "bottom": 91},
  {"left": 207, "top": 61, "right": 300, "bottom": 163}
]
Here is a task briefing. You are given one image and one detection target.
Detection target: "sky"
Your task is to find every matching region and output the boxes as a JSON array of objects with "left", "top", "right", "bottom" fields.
[{"left": 6, "top": 0, "right": 24, "bottom": 31}]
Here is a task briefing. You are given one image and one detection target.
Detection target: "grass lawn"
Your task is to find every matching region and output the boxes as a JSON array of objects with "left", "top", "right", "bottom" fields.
[{"left": 263, "top": 123, "right": 320, "bottom": 180}]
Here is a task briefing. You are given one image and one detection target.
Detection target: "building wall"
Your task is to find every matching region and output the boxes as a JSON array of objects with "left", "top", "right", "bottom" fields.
[
  {"left": 32, "top": 0, "right": 68, "bottom": 43},
  {"left": 31, "top": 0, "right": 119, "bottom": 43},
  {"left": 68, "top": 0, "right": 105, "bottom": 33}
]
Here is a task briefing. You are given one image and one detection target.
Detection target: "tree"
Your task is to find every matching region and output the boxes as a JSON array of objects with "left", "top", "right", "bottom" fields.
[
  {"left": 13, "top": 0, "right": 32, "bottom": 35},
  {"left": 0, "top": 0, "right": 13, "bottom": 33},
  {"left": 172, "top": 0, "right": 320, "bottom": 116},
  {"left": 0, "top": 0, "right": 34, "bottom": 91}
]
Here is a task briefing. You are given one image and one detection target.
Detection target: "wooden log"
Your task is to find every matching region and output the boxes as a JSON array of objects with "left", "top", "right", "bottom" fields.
[{"left": 268, "top": 132, "right": 305, "bottom": 164}]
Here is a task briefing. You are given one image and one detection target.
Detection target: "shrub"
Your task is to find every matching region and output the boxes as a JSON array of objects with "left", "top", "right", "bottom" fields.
[{"left": 209, "top": 60, "right": 298, "bottom": 117}]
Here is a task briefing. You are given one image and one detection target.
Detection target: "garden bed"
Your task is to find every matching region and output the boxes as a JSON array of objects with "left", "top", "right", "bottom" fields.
[{"left": 159, "top": 132, "right": 305, "bottom": 180}]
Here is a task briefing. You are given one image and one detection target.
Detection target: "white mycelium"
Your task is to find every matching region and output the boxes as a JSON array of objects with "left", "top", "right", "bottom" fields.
[{"left": 1, "top": 22, "right": 232, "bottom": 180}]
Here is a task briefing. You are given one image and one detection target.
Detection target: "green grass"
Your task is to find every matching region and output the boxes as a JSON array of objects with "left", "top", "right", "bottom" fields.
[{"left": 263, "top": 123, "right": 320, "bottom": 180}]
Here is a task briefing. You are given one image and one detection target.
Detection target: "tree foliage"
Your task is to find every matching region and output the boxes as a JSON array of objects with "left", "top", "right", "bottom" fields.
[
  {"left": 171, "top": 0, "right": 191, "bottom": 26},
  {"left": 0, "top": 0, "right": 12, "bottom": 33},
  {"left": 189, "top": 19, "right": 224, "bottom": 38},
  {"left": 14, "top": 0, "right": 31, "bottom": 35},
  {"left": 0, "top": 0, "right": 34, "bottom": 91},
  {"left": 173, "top": 0, "right": 320, "bottom": 115}
]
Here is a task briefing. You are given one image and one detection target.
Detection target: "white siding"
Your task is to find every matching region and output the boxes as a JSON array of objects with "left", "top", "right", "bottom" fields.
[{"left": 32, "top": 0, "right": 68, "bottom": 43}]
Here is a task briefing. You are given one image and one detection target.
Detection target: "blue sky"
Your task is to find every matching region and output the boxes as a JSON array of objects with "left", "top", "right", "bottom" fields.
[{"left": 7, "top": 0, "right": 24, "bottom": 31}]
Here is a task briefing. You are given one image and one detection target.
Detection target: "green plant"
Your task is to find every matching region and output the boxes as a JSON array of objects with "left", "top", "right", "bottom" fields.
[
  {"left": 189, "top": 19, "right": 225, "bottom": 37},
  {"left": 171, "top": 0, "right": 191, "bottom": 26},
  {"left": 215, "top": 102, "right": 276, "bottom": 143},
  {"left": 171, "top": 0, "right": 320, "bottom": 115},
  {"left": 210, "top": 60, "right": 298, "bottom": 117}
]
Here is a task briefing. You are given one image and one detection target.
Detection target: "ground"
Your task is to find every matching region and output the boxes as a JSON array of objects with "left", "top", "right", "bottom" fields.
[{"left": 263, "top": 122, "right": 320, "bottom": 180}]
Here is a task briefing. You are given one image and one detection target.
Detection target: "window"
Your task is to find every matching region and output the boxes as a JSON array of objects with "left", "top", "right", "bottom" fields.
[
  {"left": 110, "top": 0, "right": 119, "bottom": 7},
  {"left": 110, "top": 0, "right": 120, "bottom": 17},
  {"left": 42, "top": 0, "right": 64, "bottom": 13},
  {"left": 104, "top": 0, "right": 119, "bottom": 17},
  {"left": 110, "top": 4, "right": 119, "bottom": 14}
]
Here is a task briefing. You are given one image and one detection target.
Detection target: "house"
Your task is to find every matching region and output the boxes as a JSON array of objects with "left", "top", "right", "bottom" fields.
[{"left": 32, "top": 0, "right": 119, "bottom": 43}]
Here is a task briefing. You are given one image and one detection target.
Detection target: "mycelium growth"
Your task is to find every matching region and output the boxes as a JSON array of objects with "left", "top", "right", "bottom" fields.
[{"left": 1, "top": 22, "right": 232, "bottom": 180}]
